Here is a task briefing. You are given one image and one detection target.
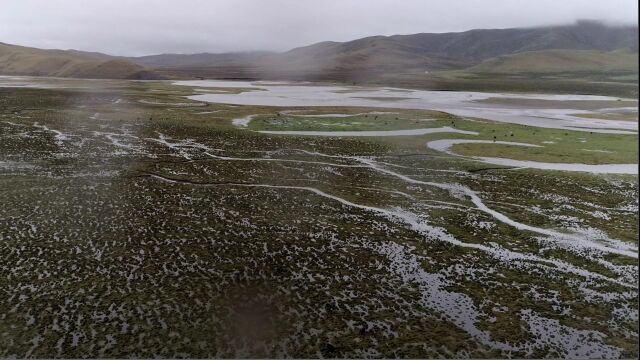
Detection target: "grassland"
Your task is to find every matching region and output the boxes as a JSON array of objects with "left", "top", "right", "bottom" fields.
[
  {"left": 572, "top": 112, "right": 638, "bottom": 121},
  {"left": 246, "top": 109, "right": 456, "bottom": 132},
  {"left": 465, "top": 49, "right": 638, "bottom": 74},
  {"left": 368, "top": 69, "right": 639, "bottom": 98},
  {"left": 0, "top": 78, "right": 637, "bottom": 358},
  {"left": 473, "top": 98, "right": 638, "bottom": 108},
  {"left": 437, "top": 119, "right": 638, "bottom": 164},
  {"left": 244, "top": 108, "right": 638, "bottom": 164},
  {"left": 362, "top": 49, "right": 639, "bottom": 98}
]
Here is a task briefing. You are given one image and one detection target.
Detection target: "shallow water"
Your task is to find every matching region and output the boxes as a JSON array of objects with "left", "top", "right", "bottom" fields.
[
  {"left": 258, "top": 126, "right": 478, "bottom": 137},
  {"left": 175, "top": 80, "right": 638, "bottom": 133},
  {"left": 426, "top": 139, "right": 638, "bottom": 174},
  {"left": 476, "top": 157, "right": 638, "bottom": 174}
]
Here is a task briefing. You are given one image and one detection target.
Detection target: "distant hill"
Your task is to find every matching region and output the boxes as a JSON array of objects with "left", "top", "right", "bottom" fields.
[
  {"left": 387, "top": 20, "right": 637, "bottom": 62},
  {"left": 464, "top": 49, "right": 639, "bottom": 74},
  {"left": 126, "top": 51, "right": 273, "bottom": 68},
  {"left": 0, "top": 21, "right": 637, "bottom": 82},
  {"left": 256, "top": 36, "right": 470, "bottom": 77},
  {"left": 250, "top": 21, "right": 637, "bottom": 79},
  {"left": 0, "top": 42, "right": 162, "bottom": 79},
  {"left": 138, "top": 20, "right": 638, "bottom": 81}
]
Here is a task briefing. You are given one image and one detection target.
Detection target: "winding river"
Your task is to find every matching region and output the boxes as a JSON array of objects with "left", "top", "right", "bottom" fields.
[
  {"left": 173, "top": 80, "right": 638, "bottom": 175},
  {"left": 176, "top": 80, "right": 638, "bottom": 134}
]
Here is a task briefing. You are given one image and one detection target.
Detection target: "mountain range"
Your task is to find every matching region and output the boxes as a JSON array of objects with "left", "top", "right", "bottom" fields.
[
  {"left": 1, "top": 20, "right": 637, "bottom": 81},
  {"left": 0, "top": 42, "right": 160, "bottom": 79}
]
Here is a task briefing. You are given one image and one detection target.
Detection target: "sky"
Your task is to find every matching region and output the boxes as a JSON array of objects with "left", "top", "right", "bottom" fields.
[{"left": 1, "top": 0, "right": 637, "bottom": 56}]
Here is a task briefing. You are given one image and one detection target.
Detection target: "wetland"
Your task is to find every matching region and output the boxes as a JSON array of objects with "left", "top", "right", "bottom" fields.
[{"left": 0, "top": 76, "right": 638, "bottom": 358}]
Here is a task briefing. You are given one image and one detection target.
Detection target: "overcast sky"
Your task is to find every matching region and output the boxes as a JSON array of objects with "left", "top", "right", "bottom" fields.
[{"left": 1, "top": 0, "right": 637, "bottom": 56}]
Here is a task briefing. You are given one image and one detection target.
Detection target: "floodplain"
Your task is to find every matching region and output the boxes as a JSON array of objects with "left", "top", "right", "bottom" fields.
[{"left": 0, "top": 76, "right": 638, "bottom": 358}]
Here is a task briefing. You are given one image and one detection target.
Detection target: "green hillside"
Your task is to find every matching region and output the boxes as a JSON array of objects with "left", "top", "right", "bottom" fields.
[
  {"left": 0, "top": 42, "right": 161, "bottom": 79},
  {"left": 465, "top": 49, "right": 638, "bottom": 74}
]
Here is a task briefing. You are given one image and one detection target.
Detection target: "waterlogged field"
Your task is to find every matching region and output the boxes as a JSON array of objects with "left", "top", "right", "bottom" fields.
[{"left": 0, "top": 77, "right": 638, "bottom": 358}]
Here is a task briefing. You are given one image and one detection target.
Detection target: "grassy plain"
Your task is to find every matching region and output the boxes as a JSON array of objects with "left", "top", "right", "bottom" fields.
[
  {"left": 0, "top": 79, "right": 637, "bottom": 358},
  {"left": 244, "top": 108, "right": 638, "bottom": 165}
]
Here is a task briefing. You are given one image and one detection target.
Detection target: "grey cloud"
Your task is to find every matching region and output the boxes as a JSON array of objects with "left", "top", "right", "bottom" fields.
[{"left": 0, "top": 0, "right": 637, "bottom": 56}]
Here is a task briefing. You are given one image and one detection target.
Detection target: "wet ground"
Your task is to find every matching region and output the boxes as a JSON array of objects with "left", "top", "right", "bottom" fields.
[
  {"left": 0, "top": 77, "right": 638, "bottom": 358},
  {"left": 179, "top": 80, "right": 639, "bottom": 134}
]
